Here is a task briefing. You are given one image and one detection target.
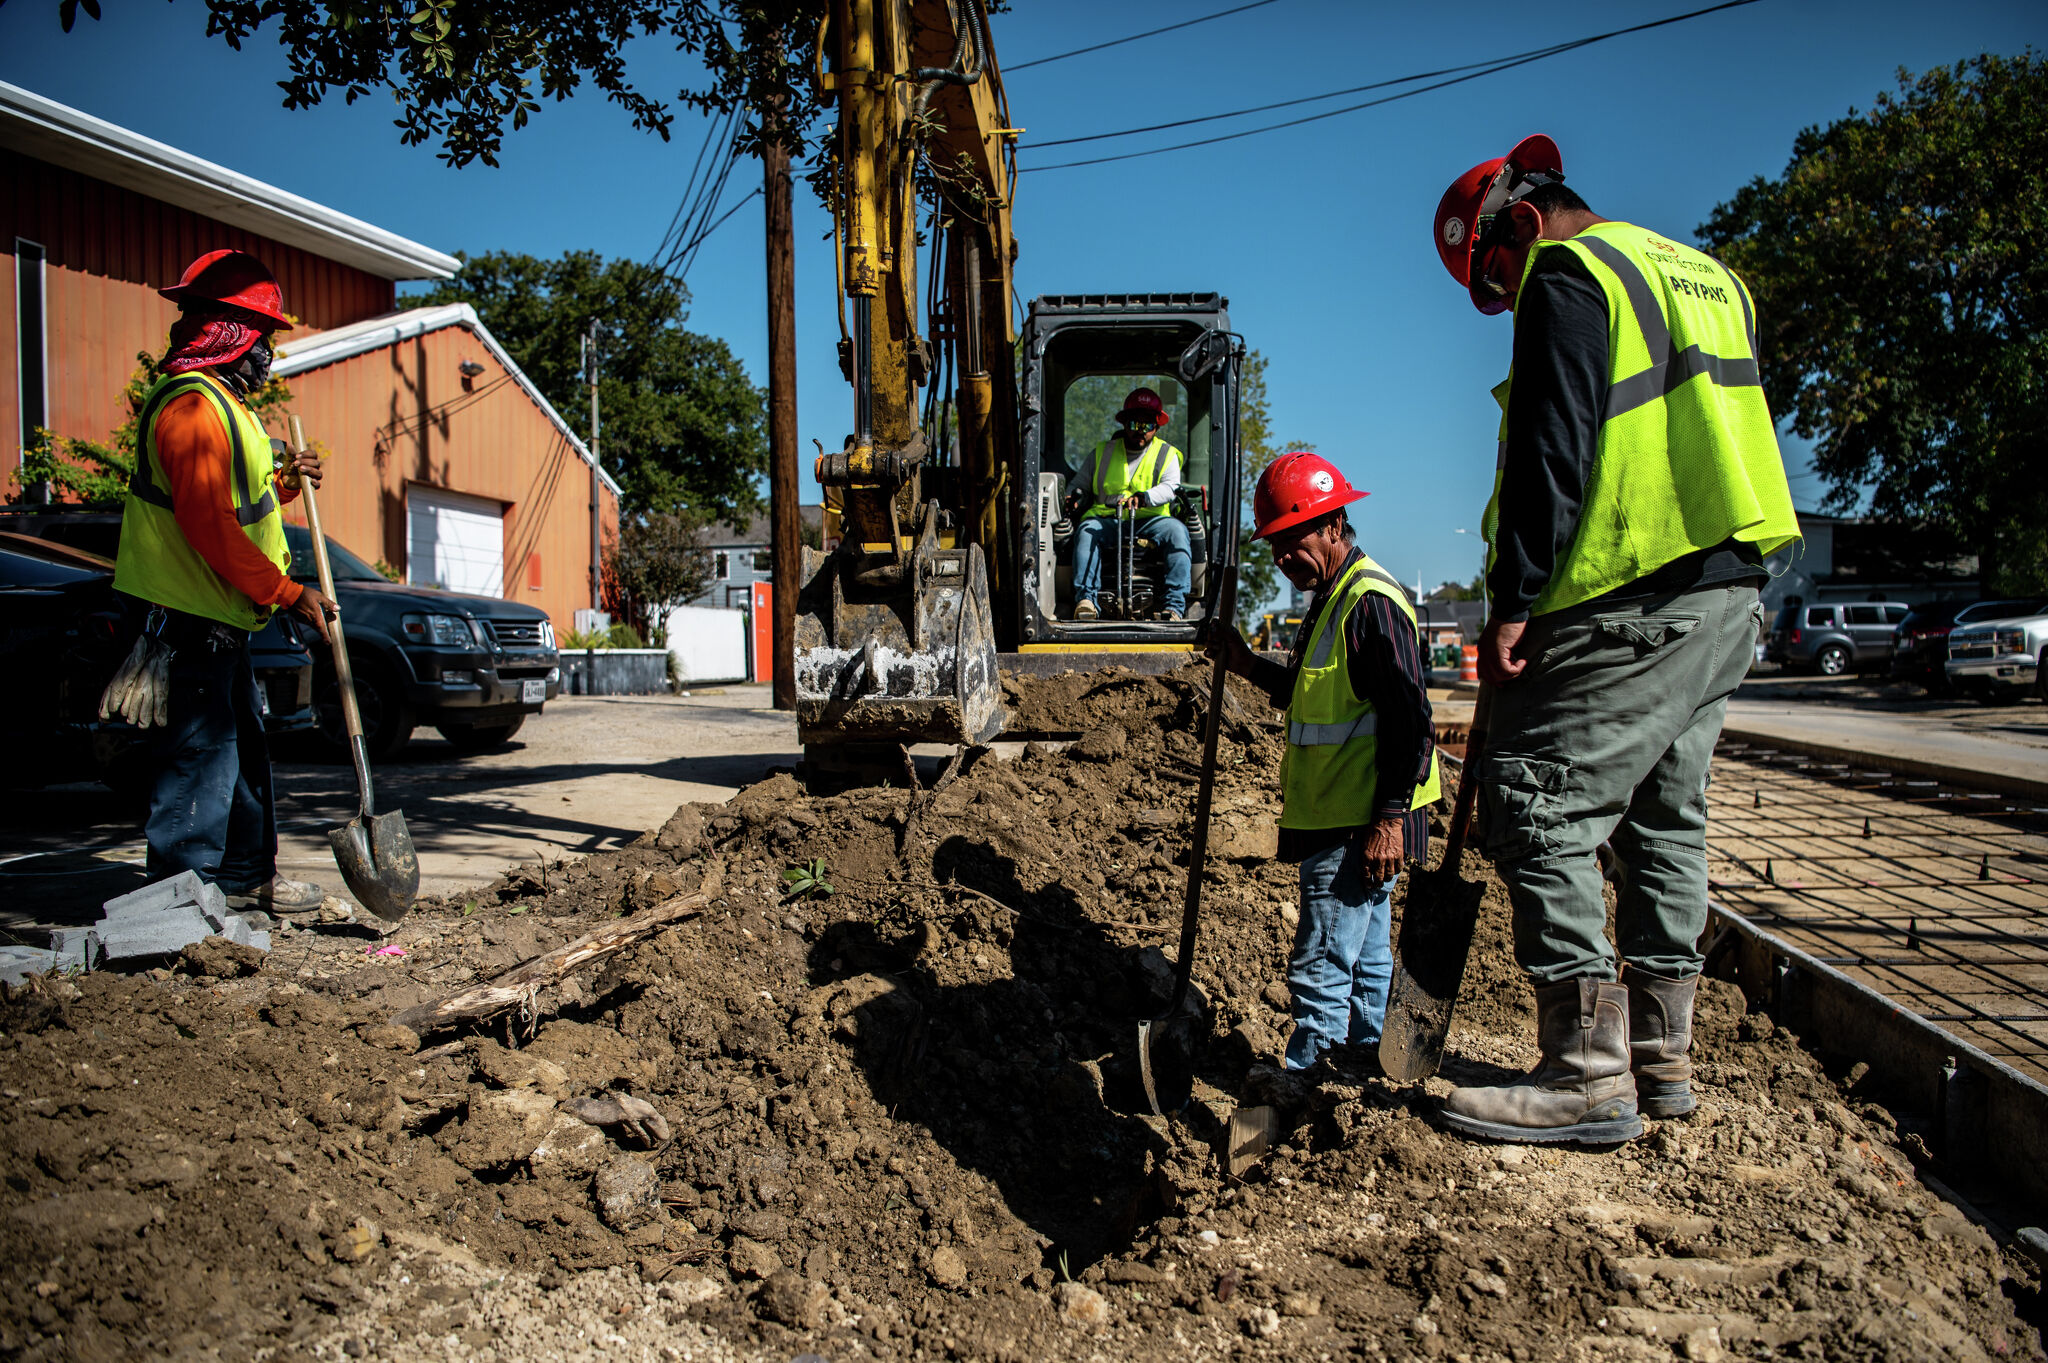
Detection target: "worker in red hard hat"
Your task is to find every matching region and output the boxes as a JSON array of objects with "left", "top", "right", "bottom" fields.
[
  {"left": 1428, "top": 137, "right": 1800, "bottom": 1147},
  {"left": 1206, "top": 453, "right": 1441, "bottom": 1075},
  {"left": 113, "top": 249, "right": 339, "bottom": 919},
  {"left": 1062, "top": 386, "right": 1192, "bottom": 621}
]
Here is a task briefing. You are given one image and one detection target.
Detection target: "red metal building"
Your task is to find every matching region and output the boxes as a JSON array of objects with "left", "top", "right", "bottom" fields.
[{"left": 2, "top": 80, "right": 619, "bottom": 630}]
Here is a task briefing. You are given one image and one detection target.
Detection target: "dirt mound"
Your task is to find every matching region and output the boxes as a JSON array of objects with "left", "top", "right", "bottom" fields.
[{"left": 2, "top": 665, "right": 2040, "bottom": 1361}]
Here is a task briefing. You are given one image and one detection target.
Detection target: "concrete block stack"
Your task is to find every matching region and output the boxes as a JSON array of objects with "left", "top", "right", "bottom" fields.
[{"left": 91, "top": 871, "right": 272, "bottom": 964}]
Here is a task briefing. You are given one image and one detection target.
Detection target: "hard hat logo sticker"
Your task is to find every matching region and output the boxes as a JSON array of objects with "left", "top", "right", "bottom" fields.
[
  {"left": 1443, "top": 218, "right": 1466, "bottom": 247},
  {"left": 1310, "top": 471, "right": 1334, "bottom": 493}
]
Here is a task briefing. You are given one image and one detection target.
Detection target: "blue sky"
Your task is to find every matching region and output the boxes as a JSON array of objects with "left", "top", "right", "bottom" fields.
[{"left": 4, "top": 0, "right": 2042, "bottom": 603}]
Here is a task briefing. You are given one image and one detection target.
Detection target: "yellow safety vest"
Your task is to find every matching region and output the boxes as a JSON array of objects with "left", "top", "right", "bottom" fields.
[
  {"left": 1085, "top": 436, "right": 1178, "bottom": 521},
  {"left": 1279, "top": 553, "right": 1444, "bottom": 830},
  {"left": 1481, "top": 221, "right": 1801, "bottom": 616},
  {"left": 113, "top": 370, "right": 291, "bottom": 631}
]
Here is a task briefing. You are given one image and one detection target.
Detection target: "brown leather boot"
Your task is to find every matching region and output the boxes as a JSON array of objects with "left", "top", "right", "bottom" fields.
[
  {"left": 1624, "top": 969, "right": 1698, "bottom": 1118},
  {"left": 1441, "top": 979, "right": 1642, "bottom": 1146}
]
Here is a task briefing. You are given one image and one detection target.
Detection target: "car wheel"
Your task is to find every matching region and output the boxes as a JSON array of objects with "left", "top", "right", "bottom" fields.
[
  {"left": 316, "top": 660, "right": 416, "bottom": 762},
  {"left": 1815, "top": 645, "right": 1850, "bottom": 677},
  {"left": 437, "top": 717, "right": 525, "bottom": 753}
]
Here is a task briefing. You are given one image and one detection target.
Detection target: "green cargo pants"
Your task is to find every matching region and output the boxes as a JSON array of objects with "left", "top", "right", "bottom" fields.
[{"left": 1478, "top": 582, "right": 1764, "bottom": 983}]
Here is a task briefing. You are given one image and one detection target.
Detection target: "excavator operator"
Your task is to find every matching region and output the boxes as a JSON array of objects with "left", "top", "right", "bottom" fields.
[{"left": 1063, "top": 387, "right": 1191, "bottom": 621}]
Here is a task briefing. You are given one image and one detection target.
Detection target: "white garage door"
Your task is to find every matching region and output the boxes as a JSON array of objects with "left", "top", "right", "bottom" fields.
[{"left": 407, "top": 487, "right": 504, "bottom": 597}]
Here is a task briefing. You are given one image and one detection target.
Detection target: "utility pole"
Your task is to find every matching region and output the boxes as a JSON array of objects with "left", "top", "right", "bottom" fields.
[
  {"left": 763, "top": 73, "right": 800, "bottom": 711},
  {"left": 583, "top": 320, "right": 604, "bottom": 617}
]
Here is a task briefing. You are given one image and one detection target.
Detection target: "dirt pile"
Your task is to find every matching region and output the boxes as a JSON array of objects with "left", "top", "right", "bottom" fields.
[{"left": 2, "top": 664, "right": 2042, "bottom": 1362}]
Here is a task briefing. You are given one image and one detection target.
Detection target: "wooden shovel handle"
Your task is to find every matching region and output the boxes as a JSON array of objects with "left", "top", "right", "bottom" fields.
[{"left": 289, "top": 417, "right": 374, "bottom": 819}]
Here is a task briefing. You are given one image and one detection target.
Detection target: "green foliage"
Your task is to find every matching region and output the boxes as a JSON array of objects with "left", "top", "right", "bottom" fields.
[
  {"left": 1698, "top": 53, "right": 2048, "bottom": 595},
  {"left": 781, "top": 857, "right": 833, "bottom": 901},
  {"left": 604, "top": 509, "right": 715, "bottom": 641},
  {"left": 408, "top": 251, "right": 766, "bottom": 526},
  {"left": 1235, "top": 352, "right": 1299, "bottom": 629},
  {"left": 370, "top": 559, "right": 405, "bottom": 583},
  {"left": 58, "top": 1, "right": 849, "bottom": 170},
  {"left": 9, "top": 349, "right": 293, "bottom": 506},
  {"left": 563, "top": 622, "right": 650, "bottom": 649}
]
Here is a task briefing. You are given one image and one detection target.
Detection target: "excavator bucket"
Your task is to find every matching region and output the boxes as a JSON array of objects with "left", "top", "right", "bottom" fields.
[{"left": 794, "top": 510, "right": 1005, "bottom": 751}]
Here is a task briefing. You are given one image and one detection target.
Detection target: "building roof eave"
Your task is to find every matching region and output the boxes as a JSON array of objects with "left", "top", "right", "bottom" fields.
[
  {"left": 0, "top": 80, "right": 459, "bottom": 282},
  {"left": 275, "top": 304, "right": 623, "bottom": 498}
]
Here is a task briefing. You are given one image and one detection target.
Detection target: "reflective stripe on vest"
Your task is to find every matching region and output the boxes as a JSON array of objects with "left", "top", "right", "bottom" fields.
[
  {"left": 1278, "top": 552, "right": 1444, "bottom": 831},
  {"left": 112, "top": 371, "right": 292, "bottom": 631},
  {"left": 1086, "top": 437, "right": 1175, "bottom": 520},
  {"left": 1480, "top": 221, "right": 1801, "bottom": 616}
]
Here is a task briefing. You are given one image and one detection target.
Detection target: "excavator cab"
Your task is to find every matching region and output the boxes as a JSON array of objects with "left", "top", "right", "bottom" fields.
[{"left": 1018, "top": 294, "right": 1243, "bottom": 645}]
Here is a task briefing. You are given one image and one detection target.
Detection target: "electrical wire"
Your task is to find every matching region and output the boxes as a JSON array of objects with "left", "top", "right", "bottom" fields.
[
  {"left": 1007, "top": 0, "right": 1281, "bottom": 71},
  {"left": 1020, "top": 0, "right": 1763, "bottom": 172}
]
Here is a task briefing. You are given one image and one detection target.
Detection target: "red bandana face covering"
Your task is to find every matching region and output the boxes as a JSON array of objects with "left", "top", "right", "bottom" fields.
[{"left": 161, "top": 309, "right": 267, "bottom": 376}]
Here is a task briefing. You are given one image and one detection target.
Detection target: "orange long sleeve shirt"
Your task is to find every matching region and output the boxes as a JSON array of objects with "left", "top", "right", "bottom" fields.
[{"left": 153, "top": 390, "right": 304, "bottom": 611}]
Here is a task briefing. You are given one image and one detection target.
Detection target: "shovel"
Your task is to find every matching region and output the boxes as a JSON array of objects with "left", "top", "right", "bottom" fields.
[
  {"left": 289, "top": 416, "right": 418, "bottom": 922},
  {"left": 1378, "top": 683, "right": 1492, "bottom": 1083},
  {"left": 1137, "top": 564, "right": 1237, "bottom": 1118}
]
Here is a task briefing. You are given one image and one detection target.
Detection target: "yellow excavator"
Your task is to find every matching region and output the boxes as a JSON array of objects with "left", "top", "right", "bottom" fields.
[{"left": 799, "top": 0, "right": 1247, "bottom": 766}]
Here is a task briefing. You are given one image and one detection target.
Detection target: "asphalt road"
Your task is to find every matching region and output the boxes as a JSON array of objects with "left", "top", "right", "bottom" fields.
[{"left": 0, "top": 688, "right": 797, "bottom": 936}]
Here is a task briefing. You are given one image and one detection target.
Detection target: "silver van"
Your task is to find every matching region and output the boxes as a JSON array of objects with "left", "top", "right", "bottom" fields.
[{"left": 1766, "top": 601, "right": 1910, "bottom": 675}]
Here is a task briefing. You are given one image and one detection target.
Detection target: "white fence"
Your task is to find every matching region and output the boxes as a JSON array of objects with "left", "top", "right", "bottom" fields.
[{"left": 663, "top": 604, "right": 749, "bottom": 685}]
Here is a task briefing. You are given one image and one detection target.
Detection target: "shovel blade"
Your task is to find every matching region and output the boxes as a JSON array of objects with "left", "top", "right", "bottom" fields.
[
  {"left": 1379, "top": 860, "right": 1487, "bottom": 1083},
  {"left": 329, "top": 809, "right": 418, "bottom": 922}
]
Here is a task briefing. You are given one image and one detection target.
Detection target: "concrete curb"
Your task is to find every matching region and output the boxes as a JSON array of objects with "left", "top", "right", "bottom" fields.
[{"left": 1718, "top": 724, "right": 2048, "bottom": 803}]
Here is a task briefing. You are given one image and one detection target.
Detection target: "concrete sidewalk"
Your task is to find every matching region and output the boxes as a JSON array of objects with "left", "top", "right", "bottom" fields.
[{"left": 1723, "top": 692, "right": 2048, "bottom": 800}]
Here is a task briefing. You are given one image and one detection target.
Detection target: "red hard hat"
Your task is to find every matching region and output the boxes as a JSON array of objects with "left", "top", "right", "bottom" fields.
[
  {"left": 1433, "top": 134, "right": 1564, "bottom": 314},
  {"left": 1253, "top": 452, "right": 1367, "bottom": 540},
  {"left": 1117, "top": 387, "right": 1170, "bottom": 427},
  {"left": 158, "top": 249, "right": 293, "bottom": 330}
]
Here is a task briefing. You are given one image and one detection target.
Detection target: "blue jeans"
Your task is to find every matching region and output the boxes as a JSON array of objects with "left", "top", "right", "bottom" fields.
[
  {"left": 1072, "top": 513, "right": 1191, "bottom": 613},
  {"left": 143, "top": 611, "right": 278, "bottom": 893},
  {"left": 1284, "top": 838, "right": 1397, "bottom": 1069}
]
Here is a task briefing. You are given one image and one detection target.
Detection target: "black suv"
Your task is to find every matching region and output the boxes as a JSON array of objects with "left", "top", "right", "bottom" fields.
[
  {"left": 281, "top": 525, "right": 560, "bottom": 758},
  {"left": 4, "top": 506, "right": 559, "bottom": 761}
]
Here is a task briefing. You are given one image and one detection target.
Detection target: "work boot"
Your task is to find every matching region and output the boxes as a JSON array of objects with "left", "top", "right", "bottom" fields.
[
  {"left": 1160, "top": 607, "right": 1183, "bottom": 622},
  {"left": 223, "top": 876, "right": 326, "bottom": 916},
  {"left": 1440, "top": 979, "right": 1643, "bottom": 1146},
  {"left": 1624, "top": 968, "right": 1698, "bottom": 1118},
  {"left": 1074, "top": 599, "right": 1099, "bottom": 622}
]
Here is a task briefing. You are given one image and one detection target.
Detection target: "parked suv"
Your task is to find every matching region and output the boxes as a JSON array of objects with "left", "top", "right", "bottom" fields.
[
  {"left": 1892, "top": 598, "right": 2044, "bottom": 691},
  {"left": 1766, "top": 600, "right": 1910, "bottom": 675},
  {"left": 2, "top": 506, "right": 560, "bottom": 760},
  {"left": 281, "top": 525, "right": 560, "bottom": 758},
  {"left": 1946, "top": 604, "right": 2048, "bottom": 704}
]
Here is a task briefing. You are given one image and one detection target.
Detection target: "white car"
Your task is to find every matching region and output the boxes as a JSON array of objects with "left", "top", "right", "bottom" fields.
[{"left": 1946, "top": 605, "right": 2048, "bottom": 703}]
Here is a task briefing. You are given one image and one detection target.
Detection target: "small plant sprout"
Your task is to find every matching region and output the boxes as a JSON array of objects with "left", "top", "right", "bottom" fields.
[{"left": 782, "top": 857, "right": 834, "bottom": 901}]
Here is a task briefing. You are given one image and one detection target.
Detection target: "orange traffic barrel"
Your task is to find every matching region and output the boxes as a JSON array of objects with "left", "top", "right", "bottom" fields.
[{"left": 1460, "top": 645, "right": 1479, "bottom": 682}]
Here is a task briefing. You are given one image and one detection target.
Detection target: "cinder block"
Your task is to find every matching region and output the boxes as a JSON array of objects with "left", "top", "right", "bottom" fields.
[
  {"left": 0, "top": 947, "right": 61, "bottom": 986},
  {"left": 219, "top": 914, "right": 272, "bottom": 951},
  {"left": 194, "top": 882, "right": 230, "bottom": 932},
  {"left": 100, "top": 870, "right": 210, "bottom": 922},
  {"left": 47, "top": 928, "right": 101, "bottom": 972},
  {"left": 98, "top": 904, "right": 216, "bottom": 961}
]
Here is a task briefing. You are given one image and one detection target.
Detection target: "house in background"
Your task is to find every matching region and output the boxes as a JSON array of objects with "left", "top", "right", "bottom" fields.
[
  {"left": 1758, "top": 512, "right": 1978, "bottom": 614},
  {"left": 691, "top": 506, "right": 824, "bottom": 610},
  {"left": 2, "top": 80, "right": 618, "bottom": 630}
]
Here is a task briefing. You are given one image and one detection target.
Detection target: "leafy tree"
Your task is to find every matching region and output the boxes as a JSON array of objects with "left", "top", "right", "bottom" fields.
[
  {"left": 604, "top": 508, "right": 715, "bottom": 642},
  {"left": 9, "top": 349, "right": 293, "bottom": 505},
  {"left": 59, "top": 0, "right": 839, "bottom": 169},
  {"left": 1235, "top": 352, "right": 1298, "bottom": 629},
  {"left": 1698, "top": 53, "right": 2048, "bottom": 594},
  {"left": 408, "top": 251, "right": 766, "bottom": 524}
]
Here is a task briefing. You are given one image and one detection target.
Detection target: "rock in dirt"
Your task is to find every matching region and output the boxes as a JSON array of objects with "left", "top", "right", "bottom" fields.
[
  {"left": 356, "top": 1022, "right": 420, "bottom": 1052},
  {"left": 729, "top": 1235, "right": 782, "bottom": 1280},
  {"left": 592, "top": 1155, "right": 664, "bottom": 1231},
  {"left": 927, "top": 1244, "right": 968, "bottom": 1289},
  {"left": 1054, "top": 1281, "right": 1110, "bottom": 1329},
  {"left": 328, "top": 1218, "right": 380, "bottom": 1262},
  {"left": 756, "top": 1269, "right": 830, "bottom": 1330},
  {"left": 177, "top": 936, "right": 266, "bottom": 978},
  {"left": 471, "top": 1038, "right": 569, "bottom": 1094},
  {"left": 562, "top": 1092, "right": 670, "bottom": 1145},
  {"left": 1246, "top": 1305, "right": 1282, "bottom": 1338},
  {"left": 1279, "top": 1291, "right": 1321, "bottom": 1317}
]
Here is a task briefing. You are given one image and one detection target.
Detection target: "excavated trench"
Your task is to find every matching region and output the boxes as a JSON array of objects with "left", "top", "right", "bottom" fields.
[{"left": 1, "top": 665, "right": 2042, "bottom": 1362}]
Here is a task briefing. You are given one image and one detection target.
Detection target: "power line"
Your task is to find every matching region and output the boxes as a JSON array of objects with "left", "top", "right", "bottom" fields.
[
  {"left": 1007, "top": 0, "right": 1281, "bottom": 71},
  {"left": 673, "top": 186, "right": 762, "bottom": 281},
  {"left": 1020, "top": 0, "right": 1763, "bottom": 172}
]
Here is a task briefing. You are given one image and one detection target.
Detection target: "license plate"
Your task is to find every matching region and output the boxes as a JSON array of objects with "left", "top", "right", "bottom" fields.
[{"left": 521, "top": 679, "right": 546, "bottom": 704}]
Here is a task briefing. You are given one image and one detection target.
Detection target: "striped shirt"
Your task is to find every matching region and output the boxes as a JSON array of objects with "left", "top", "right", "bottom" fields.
[{"left": 1248, "top": 548, "right": 1436, "bottom": 866}]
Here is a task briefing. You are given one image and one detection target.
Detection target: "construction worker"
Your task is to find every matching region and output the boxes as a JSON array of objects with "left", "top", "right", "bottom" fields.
[
  {"left": 1207, "top": 453, "right": 1441, "bottom": 1071},
  {"left": 1064, "top": 387, "right": 1192, "bottom": 621},
  {"left": 114, "top": 250, "right": 339, "bottom": 917},
  {"left": 1429, "top": 136, "right": 1800, "bottom": 1144}
]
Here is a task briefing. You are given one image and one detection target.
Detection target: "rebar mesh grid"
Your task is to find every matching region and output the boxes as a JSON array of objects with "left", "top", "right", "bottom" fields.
[{"left": 1705, "top": 741, "right": 2048, "bottom": 1082}]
